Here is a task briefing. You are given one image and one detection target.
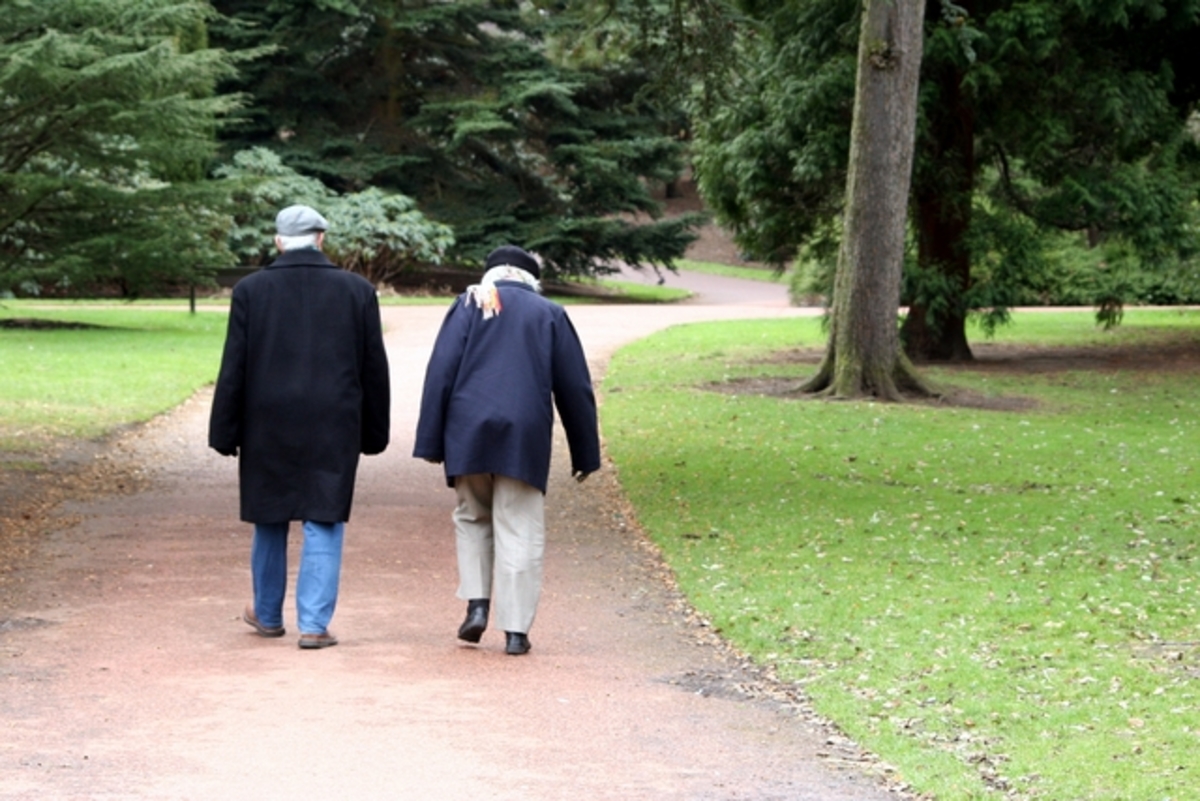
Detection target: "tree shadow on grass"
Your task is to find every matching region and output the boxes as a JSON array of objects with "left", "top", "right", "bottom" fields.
[
  {"left": 0, "top": 319, "right": 106, "bottom": 330},
  {"left": 706, "top": 336, "right": 1200, "bottom": 412}
]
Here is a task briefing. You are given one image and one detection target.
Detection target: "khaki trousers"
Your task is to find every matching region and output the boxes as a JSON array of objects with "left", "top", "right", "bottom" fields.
[{"left": 453, "top": 473, "right": 545, "bottom": 634}]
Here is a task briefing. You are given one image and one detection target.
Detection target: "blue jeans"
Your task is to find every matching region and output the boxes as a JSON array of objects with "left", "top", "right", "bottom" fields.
[{"left": 251, "top": 521, "right": 345, "bottom": 635}]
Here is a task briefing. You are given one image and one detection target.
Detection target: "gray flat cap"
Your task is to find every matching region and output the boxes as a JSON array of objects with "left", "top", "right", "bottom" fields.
[{"left": 275, "top": 204, "right": 329, "bottom": 236}]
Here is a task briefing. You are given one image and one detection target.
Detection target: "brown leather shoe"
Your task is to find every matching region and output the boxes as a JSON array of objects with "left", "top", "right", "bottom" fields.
[
  {"left": 243, "top": 606, "right": 285, "bottom": 638},
  {"left": 298, "top": 631, "right": 338, "bottom": 649}
]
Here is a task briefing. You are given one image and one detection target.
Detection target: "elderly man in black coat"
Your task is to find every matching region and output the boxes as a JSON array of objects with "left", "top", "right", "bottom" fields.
[
  {"left": 414, "top": 245, "right": 600, "bottom": 655},
  {"left": 209, "top": 204, "right": 391, "bottom": 650}
]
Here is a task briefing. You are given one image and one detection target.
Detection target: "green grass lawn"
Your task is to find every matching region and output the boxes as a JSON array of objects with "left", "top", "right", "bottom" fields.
[
  {"left": 675, "top": 258, "right": 789, "bottom": 283},
  {"left": 572, "top": 278, "right": 692, "bottom": 303},
  {"left": 601, "top": 308, "right": 1200, "bottom": 800},
  {"left": 0, "top": 276, "right": 682, "bottom": 448},
  {"left": 0, "top": 306, "right": 228, "bottom": 448}
]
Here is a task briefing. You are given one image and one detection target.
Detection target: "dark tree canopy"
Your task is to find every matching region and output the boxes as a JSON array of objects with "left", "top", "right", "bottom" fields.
[
  {"left": 210, "top": 0, "right": 702, "bottom": 277},
  {"left": 693, "top": 0, "right": 1200, "bottom": 359},
  {"left": 0, "top": 0, "right": 256, "bottom": 296}
]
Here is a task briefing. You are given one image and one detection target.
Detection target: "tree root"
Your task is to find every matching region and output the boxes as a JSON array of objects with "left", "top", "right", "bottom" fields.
[{"left": 798, "top": 348, "right": 940, "bottom": 402}]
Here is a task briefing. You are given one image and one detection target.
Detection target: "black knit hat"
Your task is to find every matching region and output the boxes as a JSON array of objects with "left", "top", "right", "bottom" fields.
[{"left": 484, "top": 245, "right": 540, "bottom": 279}]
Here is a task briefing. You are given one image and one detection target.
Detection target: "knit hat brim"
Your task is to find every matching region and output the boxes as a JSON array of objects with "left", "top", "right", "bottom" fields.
[{"left": 484, "top": 245, "right": 540, "bottom": 279}]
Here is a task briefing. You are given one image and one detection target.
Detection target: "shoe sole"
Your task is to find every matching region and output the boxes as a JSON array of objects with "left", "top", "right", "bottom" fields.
[
  {"left": 457, "top": 623, "right": 486, "bottom": 643},
  {"left": 243, "top": 612, "right": 285, "bottom": 638},
  {"left": 298, "top": 635, "right": 338, "bottom": 649}
]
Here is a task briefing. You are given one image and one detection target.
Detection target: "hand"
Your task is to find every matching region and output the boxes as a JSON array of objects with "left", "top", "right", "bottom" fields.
[
  {"left": 216, "top": 446, "right": 238, "bottom": 458},
  {"left": 425, "top": 458, "right": 443, "bottom": 465},
  {"left": 573, "top": 470, "right": 591, "bottom": 483}
]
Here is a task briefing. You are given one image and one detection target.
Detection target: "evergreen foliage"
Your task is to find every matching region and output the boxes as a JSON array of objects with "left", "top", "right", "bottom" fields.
[
  {"left": 210, "top": 0, "right": 702, "bottom": 277},
  {"left": 536, "top": 0, "right": 743, "bottom": 108},
  {"left": 692, "top": 0, "right": 1200, "bottom": 357},
  {"left": 0, "top": 0, "right": 258, "bottom": 297},
  {"left": 214, "top": 147, "right": 454, "bottom": 286}
]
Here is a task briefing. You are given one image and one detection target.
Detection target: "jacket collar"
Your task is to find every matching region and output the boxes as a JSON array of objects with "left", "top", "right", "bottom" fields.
[
  {"left": 493, "top": 279, "right": 537, "bottom": 292},
  {"left": 266, "top": 248, "right": 337, "bottom": 270}
]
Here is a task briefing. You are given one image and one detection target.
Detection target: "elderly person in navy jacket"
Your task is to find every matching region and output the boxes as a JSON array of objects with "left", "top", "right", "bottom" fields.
[
  {"left": 414, "top": 245, "right": 600, "bottom": 655},
  {"left": 209, "top": 204, "right": 391, "bottom": 650}
]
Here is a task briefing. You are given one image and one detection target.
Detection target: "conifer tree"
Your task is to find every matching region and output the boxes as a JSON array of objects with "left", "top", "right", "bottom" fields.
[
  {"left": 210, "top": 0, "right": 701, "bottom": 277},
  {"left": 693, "top": 0, "right": 1200, "bottom": 361},
  {"left": 0, "top": 0, "right": 255, "bottom": 296}
]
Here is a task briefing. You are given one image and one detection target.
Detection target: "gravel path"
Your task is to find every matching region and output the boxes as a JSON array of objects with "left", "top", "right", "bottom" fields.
[{"left": 0, "top": 274, "right": 908, "bottom": 800}]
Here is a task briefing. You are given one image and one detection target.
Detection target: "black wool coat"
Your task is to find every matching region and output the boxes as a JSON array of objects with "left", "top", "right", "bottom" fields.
[
  {"left": 208, "top": 248, "right": 391, "bottom": 523},
  {"left": 413, "top": 281, "right": 600, "bottom": 493}
]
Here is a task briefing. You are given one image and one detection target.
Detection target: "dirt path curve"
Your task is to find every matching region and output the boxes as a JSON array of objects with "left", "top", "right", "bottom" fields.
[{"left": 1, "top": 273, "right": 903, "bottom": 801}]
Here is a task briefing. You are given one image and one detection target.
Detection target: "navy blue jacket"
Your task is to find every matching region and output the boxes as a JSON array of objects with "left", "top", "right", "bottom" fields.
[
  {"left": 208, "top": 249, "right": 391, "bottom": 523},
  {"left": 413, "top": 282, "right": 600, "bottom": 493}
]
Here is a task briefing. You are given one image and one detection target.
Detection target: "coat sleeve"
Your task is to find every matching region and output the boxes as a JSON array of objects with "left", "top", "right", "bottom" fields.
[
  {"left": 412, "top": 298, "right": 469, "bottom": 462},
  {"left": 552, "top": 310, "right": 601, "bottom": 476},
  {"left": 360, "top": 291, "right": 391, "bottom": 455},
  {"left": 208, "top": 287, "right": 249, "bottom": 455}
]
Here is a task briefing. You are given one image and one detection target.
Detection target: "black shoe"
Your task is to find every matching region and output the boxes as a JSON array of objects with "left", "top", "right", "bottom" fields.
[
  {"left": 457, "top": 599, "right": 489, "bottom": 643},
  {"left": 505, "top": 631, "right": 531, "bottom": 656}
]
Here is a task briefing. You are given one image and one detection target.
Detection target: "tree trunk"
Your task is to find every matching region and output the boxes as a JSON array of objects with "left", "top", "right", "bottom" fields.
[
  {"left": 904, "top": 187, "right": 974, "bottom": 360},
  {"left": 901, "top": 36, "right": 975, "bottom": 362},
  {"left": 802, "top": 0, "right": 932, "bottom": 400}
]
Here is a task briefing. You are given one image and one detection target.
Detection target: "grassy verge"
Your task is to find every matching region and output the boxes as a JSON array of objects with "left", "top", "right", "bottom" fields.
[
  {"left": 0, "top": 275, "right": 684, "bottom": 447},
  {"left": 601, "top": 308, "right": 1200, "bottom": 800},
  {"left": 565, "top": 278, "right": 692, "bottom": 303},
  {"left": 675, "top": 258, "right": 789, "bottom": 283},
  {"left": 11, "top": 295, "right": 451, "bottom": 309},
  {"left": 384, "top": 279, "right": 691, "bottom": 304},
  {"left": 0, "top": 306, "right": 228, "bottom": 448}
]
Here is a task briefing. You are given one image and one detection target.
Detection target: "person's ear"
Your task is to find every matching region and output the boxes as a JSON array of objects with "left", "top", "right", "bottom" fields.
[
  {"left": 274, "top": 235, "right": 284, "bottom": 253},
  {"left": 316, "top": 232, "right": 325, "bottom": 250}
]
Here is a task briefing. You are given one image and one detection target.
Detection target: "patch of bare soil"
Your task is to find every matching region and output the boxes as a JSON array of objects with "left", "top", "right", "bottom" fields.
[
  {"left": 962, "top": 337, "right": 1200, "bottom": 373},
  {"left": 706, "top": 335, "right": 1200, "bottom": 411},
  {"left": 0, "top": 436, "right": 146, "bottom": 611}
]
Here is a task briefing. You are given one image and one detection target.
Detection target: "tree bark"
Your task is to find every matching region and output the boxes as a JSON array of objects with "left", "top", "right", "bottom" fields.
[
  {"left": 802, "top": 0, "right": 932, "bottom": 399},
  {"left": 901, "top": 36, "right": 975, "bottom": 362}
]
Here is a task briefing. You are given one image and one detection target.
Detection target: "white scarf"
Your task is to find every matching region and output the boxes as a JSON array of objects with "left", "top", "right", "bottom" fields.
[{"left": 465, "top": 265, "right": 542, "bottom": 320}]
